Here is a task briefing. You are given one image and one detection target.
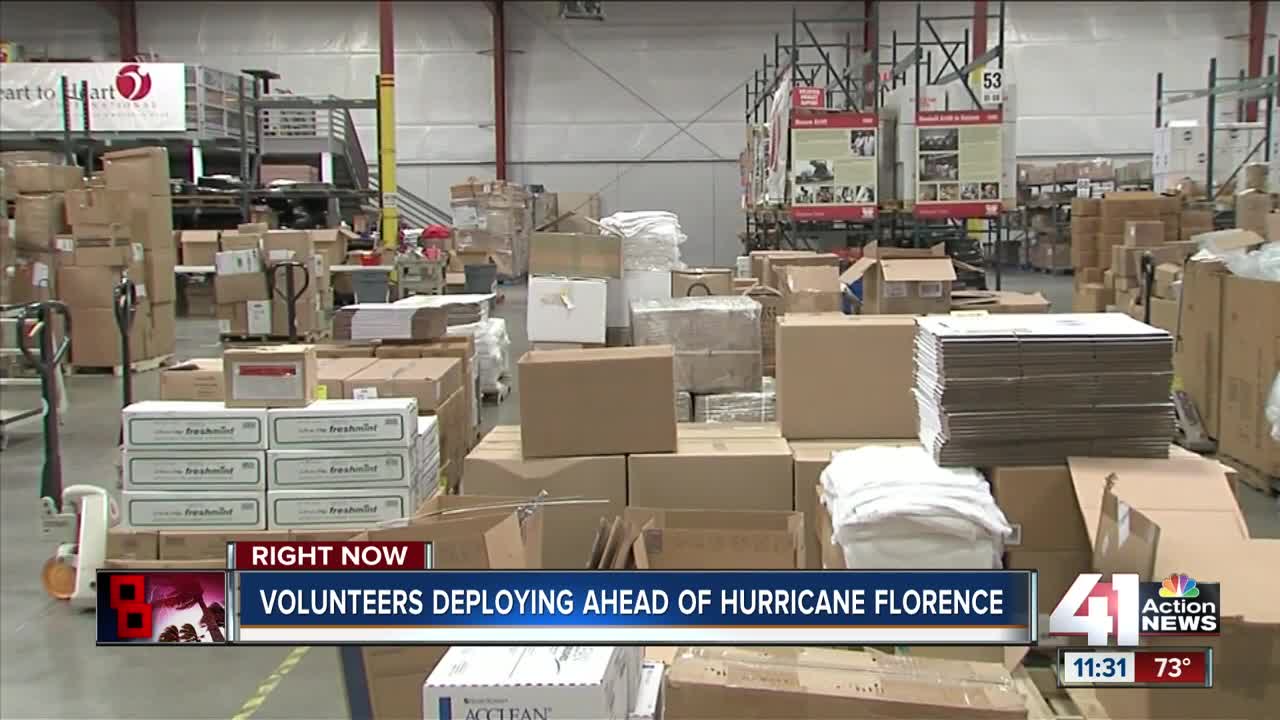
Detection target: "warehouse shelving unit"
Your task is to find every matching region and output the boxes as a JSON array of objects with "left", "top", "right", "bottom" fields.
[{"left": 1155, "top": 53, "right": 1278, "bottom": 201}]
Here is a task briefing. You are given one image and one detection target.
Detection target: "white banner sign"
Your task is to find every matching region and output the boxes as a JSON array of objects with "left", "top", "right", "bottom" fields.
[{"left": 0, "top": 63, "right": 186, "bottom": 133}]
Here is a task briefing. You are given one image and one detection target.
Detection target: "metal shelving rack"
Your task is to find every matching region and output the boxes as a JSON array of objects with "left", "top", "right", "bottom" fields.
[
  {"left": 742, "top": 5, "right": 881, "bottom": 253},
  {"left": 1155, "top": 53, "right": 1278, "bottom": 202}
]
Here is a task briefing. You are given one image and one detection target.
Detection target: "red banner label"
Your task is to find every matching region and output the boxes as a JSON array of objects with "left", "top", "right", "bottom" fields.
[
  {"left": 234, "top": 541, "right": 429, "bottom": 570},
  {"left": 916, "top": 110, "right": 1003, "bottom": 126}
]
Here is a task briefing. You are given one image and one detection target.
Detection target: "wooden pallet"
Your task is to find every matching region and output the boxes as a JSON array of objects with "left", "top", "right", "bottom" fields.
[
  {"left": 220, "top": 330, "right": 332, "bottom": 345},
  {"left": 70, "top": 353, "right": 174, "bottom": 377},
  {"left": 1218, "top": 454, "right": 1280, "bottom": 496}
]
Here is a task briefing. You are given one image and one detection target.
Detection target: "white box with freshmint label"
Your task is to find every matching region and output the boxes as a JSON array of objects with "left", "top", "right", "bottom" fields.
[
  {"left": 122, "top": 490, "right": 266, "bottom": 530},
  {"left": 123, "top": 450, "right": 266, "bottom": 491},
  {"left": 123, "top": 401, "right": 268, "bottom": 450},
  {"left": 266, "top": 487, "right": 413, "bottom": 529},
  {"left": 267, "top": 399, "right": 418, "bottom": 449}
]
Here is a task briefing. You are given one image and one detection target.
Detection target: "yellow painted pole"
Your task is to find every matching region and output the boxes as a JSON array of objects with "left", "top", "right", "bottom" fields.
[{"left": 377, "top": 73, "right": 399, "bottom": 251}]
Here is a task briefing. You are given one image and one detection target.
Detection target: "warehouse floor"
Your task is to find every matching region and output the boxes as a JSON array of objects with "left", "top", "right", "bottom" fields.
[{"left": 0, "top": 270, "right": 1274, "bottom": 718}]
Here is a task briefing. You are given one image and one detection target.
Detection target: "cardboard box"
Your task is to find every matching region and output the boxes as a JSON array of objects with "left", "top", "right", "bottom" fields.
[
  {"left": 1153, "top": 262, "right": 1180, "bottom": 298},
  {"left": 1235, "top": 189, "right": 1272, "bottom": 236},
  {"left": 776, "top": 315, "right": 917, "bottom": 439},
  {"left": 518, "top": 346, "right": 677, "bottom": 458},
  {"left": 741, "top": 285, "right": 783, "bottom": 373},
  {"left": 343, "top": 357, "right": 462, "bottom": 412},
  {"left": 1147, "top": 296, "right": 1180, "bottom": 333},
  {"left": 527, "top": 276, "right": 608, "bottom": 344},
  {"left": 223, "top": 345, "right": 318, "bottom": 408},
  {"left": 315, "top": 343, "right": 376, "bottom": 359},
  {"left": 1069, "top": 216, "right": 1100, "bottom": 236},
  {"left": 791, "top": 439, "right": 919, "bottom": 568},
  {"left": 1124, "top": 220, "right": 1164, "bottom": 247},
  {"left": 1071, "top": 197, "right": 1100, "bottom": 217},
  {"left": 628, "top": 436, "right": 793, "bottom": 512},
  {"left": 14, "top": 194, "right": 65, "bottom": 249},
  {"left": 12, "top": 162, "right": 83, "bottom": 193},
  {"left": 64, "top": 187, "right": 132, "bottom": 240},
  {"left": 126, "top": 192, "right": 174, "bottom": 250},
  {"left": 423, "top": 646, "right": 635, "bottom": 720},
  {"left": 216, "top": 300, "right": 273, "bottom": 336},
  {"left": 123, "top": 401, "right": 268, "bottom": 450},
  {"left": 464, "top": 428, "right": 626, "bottom": 569},
  {"left": 748, "top": 250, "right": 811, "bottom": 283},
  {"left": 121, "top": 490, "right": 267, "bottom": 530},
  {"left": 122, "top": 450, "right": 267, "bottom": 491},
  {"left": 1218, "top": 275, "right": 1280, "bottom": 476},
  {"left": 150, "top": 301, "right": 176, "bottom": 357},
  {"left": 1071, "top": 282, "right": 1109, "bottom": 313},
  {"left": 630, "top": 297, "right": 763, "bottom": 394},
  {"left": 1175, "top": 258, "right": 1229, "bottom": 437},
  {"left": 214, "top": 249, "right": 268, "bottom": 303},
  {"left": 267, "top": 487, "right": 413, "bottom": 529},
  {"left": 763, "top": 253, "right": 840, "bottom": 290},
  {"left": 623, "top": 508, "right": 805, "bottom": 569},
  {"left": 157, "top": 530, "right": 289, "bottom": 561},
  {"left": 841, "top": 243, "right": 954, "bottom": 315},
  {"left": 990, "top": 465, "right": 1089, "bottom": 552},
  {"left": 57, "top": 237, "right": 134, "bottom": 268},
  {"left": 671, "top": 268, "right": 733, "bottom": 297},
  {"left": 332, "top": 304, "right": 449, "bottom": 342},
  {"left": 68, "top": 304, "right": 150, "bottom": 367},
  {"left": 528, "top": 232, "right": 622, "bottom": 279},
  {"left": 778, "top": 264, "right": 842, "bottom": 313},
  {"left": 57, "top": 263, "right": 142, "bottom": 308},
  {"left": 219, "top": 231, "right": 261, "bottom": 252},
  {"left": 663, "top": 646, "right": 1027, "bottom": 719},
  {"left": 145, "top": 248, "right": 177, "bottom": 304},
  {"left": 267, "top": 398, "right": 418, "bottom": 449},
  {"left": 103, "top": 146, "right": 170, "bottom": 196},
  {"left": 160, "top": 359, "right": 226, "bottom": 401}
]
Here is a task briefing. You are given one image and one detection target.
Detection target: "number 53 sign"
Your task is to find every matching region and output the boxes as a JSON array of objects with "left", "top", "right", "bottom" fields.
[{"left": 980, "top": 68, "right": 1003, "bottom": 106}]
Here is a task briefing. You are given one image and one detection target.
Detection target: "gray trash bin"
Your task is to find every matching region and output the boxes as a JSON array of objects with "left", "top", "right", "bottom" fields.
[
  {"left": 350, "top": 268, "right": 390, "bottom": 303},
  {"left": 464, "top": 263, "right": 498, "bottom": 294}
]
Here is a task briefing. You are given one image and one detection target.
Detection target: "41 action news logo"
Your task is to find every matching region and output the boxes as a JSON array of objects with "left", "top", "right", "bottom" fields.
[{"left": 1049, "top": 572, "right": 1220, "bottom": 645}]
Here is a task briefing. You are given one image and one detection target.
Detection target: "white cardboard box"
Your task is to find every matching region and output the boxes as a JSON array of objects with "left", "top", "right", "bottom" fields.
[
  {"left": 527, "top": 276, "right": 608, "bottom": 343},
  {"left": 630, "top": 661, "right": 665, "bottom": 720},
  {"left": 122, "top": 401, "right": 268, "bottom": 450},
  {"left": 267, "top": 487, "right": 413, "bottom": 529},
  {"left": 123, "top": 450, "right": 267, "bottom": 491},
  {"left": 267, "top": 399, "right": 418, "bottom": 449},
  {"left": 268, "top": 447, "right": 417, "bottom": 489},
  {"left": 607, "top": 270, "right": 671, "bottom": 327},
  {"left": 122, "top": 490, "right": 267, "bottom": 530},
  {"left": 424, "top": 647, "right": 636, "bottom": 720}
]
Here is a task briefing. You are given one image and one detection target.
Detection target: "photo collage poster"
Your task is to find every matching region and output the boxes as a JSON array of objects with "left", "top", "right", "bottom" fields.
[
  {"left": 915, "top": 110, "right": 1004, "bottom": 218},
  {"left": 788, "top": 112, "right": 880, "bottom": 221}
]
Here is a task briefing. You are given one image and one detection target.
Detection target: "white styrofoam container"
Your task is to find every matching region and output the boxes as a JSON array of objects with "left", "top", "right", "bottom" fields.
[
  {"left": 123, "top": 450, "right": 267, "bottom": 491},
  {"left": 424, "top": 647, "right": 638, "bottom": 720},
  {"left": 267, "top": 399, "right": 418, "bottom": 449},
  {"left": 266, "top": 487, "right": 413, "bottom": 529},
  {"left": 527, "top": 276, "right": 608, "bottom": 344},
  {"left": 606, "top": 270, "right": 671, "bottom": 327},
  {"left": 122, "top": 490, "right": 267, "bottom": 530},
  {"left": 123, "top": 401, "right": 268, "bottom": 450},
  {"left": 268, "top": 447, "right": 417, "bottom": 489}
]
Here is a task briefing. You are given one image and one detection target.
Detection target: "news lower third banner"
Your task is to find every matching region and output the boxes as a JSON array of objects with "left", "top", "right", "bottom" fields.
[{"left": 232, "top": 570, "right": 1036, "bottom": 645}]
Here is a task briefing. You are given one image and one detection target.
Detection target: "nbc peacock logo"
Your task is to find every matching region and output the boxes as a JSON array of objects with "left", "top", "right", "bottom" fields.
[{"left": 1158, "top": 573, "right": 1200, "bottom": 599}]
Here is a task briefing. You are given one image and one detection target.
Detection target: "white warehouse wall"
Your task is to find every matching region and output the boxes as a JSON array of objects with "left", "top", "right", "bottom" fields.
[{"left": 3, "top": 1, "right": 1265, "bottom": 265}]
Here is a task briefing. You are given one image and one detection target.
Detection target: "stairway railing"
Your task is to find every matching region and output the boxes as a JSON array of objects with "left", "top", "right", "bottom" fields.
[{"left": 367, "top": 175, "right": 454, "bottom": 229}]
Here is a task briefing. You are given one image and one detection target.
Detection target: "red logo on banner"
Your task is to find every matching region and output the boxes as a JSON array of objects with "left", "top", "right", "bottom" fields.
[
  {"left": 110, "top": 575, "right": 154, "bottom": 639},
  {"left": 115, "top": 64, "right": 153, "bottom": 101}
]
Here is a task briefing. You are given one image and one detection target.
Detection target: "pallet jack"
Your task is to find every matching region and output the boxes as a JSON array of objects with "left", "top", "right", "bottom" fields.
[
  {"left": 19, "top": 300, "right": 113, "bottom": 607},
  {"left": 1141, "top": 253, "right": 1215, "bottom": 453},
  {"left": 269, "top": 260, "right": 311, "bottom": 342}
]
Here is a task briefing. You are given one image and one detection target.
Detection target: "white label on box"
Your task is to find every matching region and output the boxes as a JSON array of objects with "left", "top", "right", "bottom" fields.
[
  {"left": 916, "top": 281, "right": 943, "bottom": 298},
  {"left": 125, "top": 415, "right": 266, "bottom": 449},
  {"left": 216, "top": 248, "right": 262, "bottom": 276},
  {"left": 268, "top": 491, "right": 408, "bottom": 528},
  {"left": 123, "top": 492, "right": 265, "bottom": 529},
  {"left": 32, "top": 262, "right": 49, "bottom": 288},
  {"left": 980, "top": 68, "right": 1003, "bottom": 106},
  {"left": 56, "top": 236, "right": 75, "bottom": 252},
  {"left": 270, "top": 409, "right": 413, "bottom": 447},
  {"left": 269, "top": 448, "right": 413, "bottom": 488},
  {"left": 124, "top": 451, "right": 266, "bottom": 490},
  {"left": 233, "top": 361, "right": 304, "bottom": 401},
  {"left": 883, "top": 281, "right": 909, "bottom": 298},
  {"left": 268, "top": 249, "right": 294, "bottom": 262},
  {"left": 247, "top": 301, "right": 272, "bottom": 335},
  {"left": 132, "top": 243, "right": 145, "bottom": 262},
  {"left": 218, "top": 319, "right": 232, "bottom": 333},
  {"left": 351, "top": 386, "right": 379, "bottom": 400},
  {"left": 135, "top": 283, "right": 148, "bottom": 298}
]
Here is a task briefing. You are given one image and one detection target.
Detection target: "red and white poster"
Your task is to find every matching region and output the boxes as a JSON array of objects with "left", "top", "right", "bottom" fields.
[
  {"left": 789, "top": 111, "right": 878, "bottom": 221},
  {"left": 914, "top": 110, "right": 1004, "bottom": 219},
  {"left": 791, "top": 86, "right": 826, "bottom": 109},
  {"left": 0, "top": 62, "right": 187, "bottom": 133}
]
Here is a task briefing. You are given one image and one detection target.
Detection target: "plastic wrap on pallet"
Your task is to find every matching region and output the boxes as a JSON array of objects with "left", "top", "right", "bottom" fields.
[
  {"left": 675, "top": 390, "right": 693, "bottom": 423},
  {"left": 597, "top": 210, "right": 686, "bottom": 271},
  {"left": 694, "top": 377, "right": 776, "bottom": 423},
  {"left": 450, "top": 179, "right": 530, "bottom": 278},
  {"left": 819, "top": 445, "right": 1013, "bottom": 570},
  {"left": 630, "top": 296, "right": 762, "bottom": 394},
  {"left": 447, "top": 317, "right": 510, "bottom": 394}
]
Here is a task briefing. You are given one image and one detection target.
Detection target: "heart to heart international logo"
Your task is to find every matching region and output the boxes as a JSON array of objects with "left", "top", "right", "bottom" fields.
[{"left": 115, "top": 64, "right": 153, "bottom": 101}]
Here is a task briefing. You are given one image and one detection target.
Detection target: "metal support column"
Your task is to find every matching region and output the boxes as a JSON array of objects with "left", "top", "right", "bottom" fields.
[
  {"left": 377, "top": 0, "right": 399, "bottom": 249},
  {"left": 492, "top": 0, "right": 508, "bottom": 180},
  {"left": 117, "top": 0, "right": 138, "bottom": 61},
  {"left": 1206, "top": 57, "right": 1217, "bottom": 199}
]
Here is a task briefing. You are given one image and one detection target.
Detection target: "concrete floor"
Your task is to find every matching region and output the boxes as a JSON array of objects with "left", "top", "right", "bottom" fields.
[{"left": 0, "top": 270, "right": 1274, "bottom": 719}]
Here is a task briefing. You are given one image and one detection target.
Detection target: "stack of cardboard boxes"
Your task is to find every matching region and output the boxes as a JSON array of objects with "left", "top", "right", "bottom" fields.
[
  {"left": 450, "top": 179, "right": 531, "bottom": 278},
  {"left": 7, "top": 159, "right": 80, "bottom": 308},
  {"left": 525, "top": 230, "right": 621, "bottom": 345},
  {"left": 211, "top": 227, "right": 331, "bottom": 339}
]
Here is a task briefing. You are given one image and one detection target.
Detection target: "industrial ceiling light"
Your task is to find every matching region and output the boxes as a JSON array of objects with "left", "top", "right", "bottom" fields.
[{"left": 560, "top": 0, "right": 604, "bottom": 21}]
